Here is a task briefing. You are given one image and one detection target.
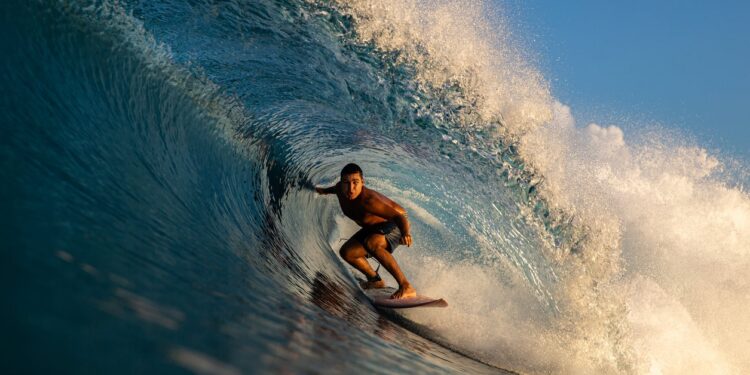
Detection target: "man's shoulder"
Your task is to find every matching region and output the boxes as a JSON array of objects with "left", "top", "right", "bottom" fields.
[{"left": 362, "top": 188, "right": 388, "bottom": 204}]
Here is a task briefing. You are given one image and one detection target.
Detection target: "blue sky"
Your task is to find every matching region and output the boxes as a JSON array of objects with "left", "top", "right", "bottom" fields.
[{"left": 501, "top": 1, "right": 750, "bottom": 159}]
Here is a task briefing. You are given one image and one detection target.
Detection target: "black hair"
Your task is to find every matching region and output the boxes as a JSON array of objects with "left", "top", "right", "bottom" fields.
[{"left": 340, "top": 163, "right": 363, "bottom": 178}]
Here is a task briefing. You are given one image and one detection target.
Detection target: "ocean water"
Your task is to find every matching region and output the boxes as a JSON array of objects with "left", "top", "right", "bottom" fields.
[{"left": 3, "top": 1, "right": 748, "bottom": 374}]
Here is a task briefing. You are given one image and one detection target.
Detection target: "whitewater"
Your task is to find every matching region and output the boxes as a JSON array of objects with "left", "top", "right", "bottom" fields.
[{"left": 3, "top": 0, "right": 748, "bottom": 374}]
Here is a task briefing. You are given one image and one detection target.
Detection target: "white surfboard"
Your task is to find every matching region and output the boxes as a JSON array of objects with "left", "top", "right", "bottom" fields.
[{"left": 362, "top": 285, "right": 448, "bottom": 309}]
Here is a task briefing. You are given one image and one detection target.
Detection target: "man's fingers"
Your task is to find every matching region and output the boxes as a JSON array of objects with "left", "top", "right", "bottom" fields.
[{"left": 402, "top": 235, "right": 412, "bottom": 247}]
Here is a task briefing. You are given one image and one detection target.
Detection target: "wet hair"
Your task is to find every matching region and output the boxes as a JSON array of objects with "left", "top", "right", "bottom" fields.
[{"left": 340, "top": 163, "right": 363, "bottom": 179}]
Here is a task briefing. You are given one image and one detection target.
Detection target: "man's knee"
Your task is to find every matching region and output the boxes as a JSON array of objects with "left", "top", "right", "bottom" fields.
[
  {"left": 365, "top": 235, "right": 387, "bottom": 254},
  {"left": 339, "top": 242, "right": 362, "bottom": 262}
]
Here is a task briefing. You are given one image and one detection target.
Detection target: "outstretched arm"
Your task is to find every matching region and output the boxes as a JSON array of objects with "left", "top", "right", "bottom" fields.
[{"left": 315, "top": 183, "right": 338, "bottom": 195}]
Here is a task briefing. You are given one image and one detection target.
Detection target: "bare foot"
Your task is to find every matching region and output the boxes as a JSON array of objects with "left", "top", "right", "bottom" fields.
[
  {"left": 359, "top": 279, "right": 386, "bottom": 289},
  {"left": 390, "top": 283, "right": 416, "bottom": 299}
]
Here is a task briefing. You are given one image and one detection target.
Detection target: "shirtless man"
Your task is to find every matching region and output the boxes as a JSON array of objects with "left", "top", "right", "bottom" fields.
[{"left": 316, "top": 163, "right": 417, "bottom": 299}]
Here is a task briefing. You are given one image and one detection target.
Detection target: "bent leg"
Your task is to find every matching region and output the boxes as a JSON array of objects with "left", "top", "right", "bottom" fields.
[
  {"left": 338, "top": 238, "right": 383, "bottom": 288},
  {"left": 364, "top": 235, "right": 416, "bottom": 299}
]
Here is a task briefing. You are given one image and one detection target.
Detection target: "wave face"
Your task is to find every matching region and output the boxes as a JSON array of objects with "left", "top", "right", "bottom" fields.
[{"left": 3, "top": 0, "right": 749, "bottom": 374}]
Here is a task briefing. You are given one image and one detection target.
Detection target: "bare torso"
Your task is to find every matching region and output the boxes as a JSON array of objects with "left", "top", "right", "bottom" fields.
[
  {"left": 336, "top": 185, "right": 405, "bottom": 227},
  {"left": 318, "top": 176, "right": 415, "bottom": 299}
]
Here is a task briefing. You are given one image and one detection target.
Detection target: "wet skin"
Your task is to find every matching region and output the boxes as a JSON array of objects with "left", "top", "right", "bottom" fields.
[{"left": 316, "top": 173, "right": 416, "bottom": 299}]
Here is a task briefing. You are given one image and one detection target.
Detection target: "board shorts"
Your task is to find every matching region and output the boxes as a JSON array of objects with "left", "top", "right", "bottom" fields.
[{"left": 352, "top": 221, "right": 402, "bottom": 257}]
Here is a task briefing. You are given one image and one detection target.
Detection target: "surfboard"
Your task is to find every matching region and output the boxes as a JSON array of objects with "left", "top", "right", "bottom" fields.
[{"left": 362, "top": 285, "right": 448, "bottom": 309}]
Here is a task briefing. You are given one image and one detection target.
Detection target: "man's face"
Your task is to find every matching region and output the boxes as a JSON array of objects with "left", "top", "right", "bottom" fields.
[{"left": 341, "top": 173, "right": 364, "bottom": 200}]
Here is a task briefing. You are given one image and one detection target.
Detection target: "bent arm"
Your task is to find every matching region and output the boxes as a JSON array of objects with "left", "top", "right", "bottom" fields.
[
  {"left": 365, "top": 198, "right": 410, "bottom": 236},
  {"left": 393, "top": 213, "right": 411, "bottom": 239}
]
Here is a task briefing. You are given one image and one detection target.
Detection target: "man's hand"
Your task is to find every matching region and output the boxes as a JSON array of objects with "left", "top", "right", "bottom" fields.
[
  {"left": 315, "top": 187, "right": 325, "bottom": 195},
  {"left": 400, "top": 233, "right": 413, "bottom": 247}
]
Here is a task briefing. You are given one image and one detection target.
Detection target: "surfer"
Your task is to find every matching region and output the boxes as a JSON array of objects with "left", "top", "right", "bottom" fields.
[{"left": 315, "top": 163, "right": 417, "bottom": 299}]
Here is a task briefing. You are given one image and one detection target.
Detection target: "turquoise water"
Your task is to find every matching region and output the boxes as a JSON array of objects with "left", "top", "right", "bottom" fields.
[{"left": 4, "top": 1, "right": 748, "bottom": 374}]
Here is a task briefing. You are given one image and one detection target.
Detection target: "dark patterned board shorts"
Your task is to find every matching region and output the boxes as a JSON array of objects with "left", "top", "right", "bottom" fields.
[{"left": 351, "top": 221, "right": 401, "bottom": 257}]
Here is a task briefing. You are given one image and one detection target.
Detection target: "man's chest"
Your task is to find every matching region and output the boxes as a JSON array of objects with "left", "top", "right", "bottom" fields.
[{"left": 339, "top": 200, "right": 366, "bottom": 219}]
